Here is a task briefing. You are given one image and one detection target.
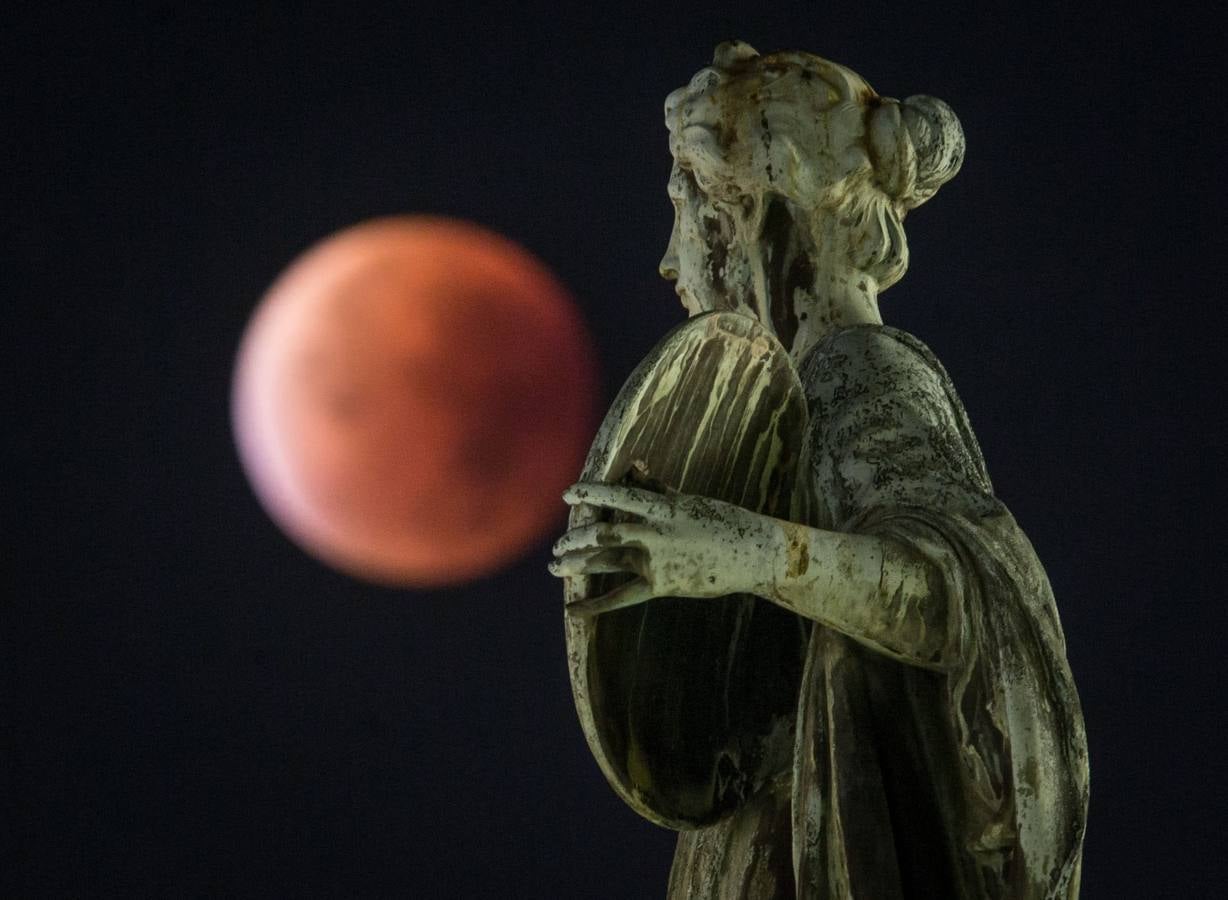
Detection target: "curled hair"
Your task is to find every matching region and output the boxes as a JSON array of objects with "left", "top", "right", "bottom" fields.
[
  {"left": 853, "top": 93, "right": 965, "bottom": 287},
  {"left": 666, "top": 44, "right": 965, "bottom": 291}
]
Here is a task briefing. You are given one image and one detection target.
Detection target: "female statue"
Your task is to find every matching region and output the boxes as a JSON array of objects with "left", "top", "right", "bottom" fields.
[{"left": 550, "top": 42, "right": 1088, "bottom": 899}]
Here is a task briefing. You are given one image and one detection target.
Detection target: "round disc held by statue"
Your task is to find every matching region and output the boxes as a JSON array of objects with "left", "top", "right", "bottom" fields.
[{"left": 564, "top": 311, "right": 811, "bottom": 829}]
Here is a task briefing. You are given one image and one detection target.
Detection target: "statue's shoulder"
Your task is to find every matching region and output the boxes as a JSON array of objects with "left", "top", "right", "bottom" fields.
[
  {"left": 799, "top": 324, "right": 949, "bottom": 398},
  {"left": 800, "top": 323, "right": 992, "bottom": 492}
]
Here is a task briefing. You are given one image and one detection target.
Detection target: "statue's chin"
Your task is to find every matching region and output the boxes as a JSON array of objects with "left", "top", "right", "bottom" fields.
[{"left": 675, "top": 286, "right": 703, "bottom": 317}]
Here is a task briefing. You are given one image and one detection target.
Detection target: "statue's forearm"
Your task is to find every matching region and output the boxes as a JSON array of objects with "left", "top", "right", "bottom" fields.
[{"left": 753, "top": 522, "right": 950, "bottom": 669}]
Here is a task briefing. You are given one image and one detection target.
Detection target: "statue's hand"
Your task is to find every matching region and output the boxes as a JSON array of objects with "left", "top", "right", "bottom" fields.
[{"left": 548, "top": 482, "right": 779, "bottom": 617}]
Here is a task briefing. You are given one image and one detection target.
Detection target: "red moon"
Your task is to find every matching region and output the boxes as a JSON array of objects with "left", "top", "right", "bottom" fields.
[{"left": 232, "top": 217, "right": 597, "bottom": 587}]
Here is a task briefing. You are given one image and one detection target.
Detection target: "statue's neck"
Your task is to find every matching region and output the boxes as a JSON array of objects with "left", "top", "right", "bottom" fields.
[
  {"left": 732, "top": 198, "right": 882, "bottom": 361},
  {"left": 784, "top": 267, "right": 881, "bottom": 361}
]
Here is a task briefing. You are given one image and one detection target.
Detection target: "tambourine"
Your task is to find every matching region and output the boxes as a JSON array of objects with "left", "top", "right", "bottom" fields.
[{"left": 564, "top": 311, "right": 811, "bottom": 828}]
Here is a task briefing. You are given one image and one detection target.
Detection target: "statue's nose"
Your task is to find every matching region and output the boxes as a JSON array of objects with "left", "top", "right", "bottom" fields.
[
  {"left": 659, "top": 246, "right": 679, "bottom": 281},
  {"left": 659, "top": 219, "right": 680, "bottom": 280}
]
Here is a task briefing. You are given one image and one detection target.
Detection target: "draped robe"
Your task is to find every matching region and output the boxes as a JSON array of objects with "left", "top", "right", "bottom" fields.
[{"left": 665, "top": 325, "right": 1089, "bottom": 899}]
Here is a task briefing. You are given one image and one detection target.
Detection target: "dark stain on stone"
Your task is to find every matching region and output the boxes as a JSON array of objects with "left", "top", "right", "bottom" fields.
[
  {"left": 703, "top": 214, "right": 728, "bottom": 299},
  {"left": 760, "top": 195, "right": 802, "bottom": 353},
  {"left": 760, "top": 110, "right": 774, "bottom": 183}
]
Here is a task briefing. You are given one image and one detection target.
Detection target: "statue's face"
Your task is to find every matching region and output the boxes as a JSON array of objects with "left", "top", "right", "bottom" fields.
[{"left": 659, "top": 163, "right": 746, "bottom": 316}]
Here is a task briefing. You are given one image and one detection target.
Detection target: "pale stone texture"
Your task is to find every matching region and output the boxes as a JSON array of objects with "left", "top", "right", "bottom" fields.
[{"left": 554, "top": 43, "right": 1088, "bottom": 899}]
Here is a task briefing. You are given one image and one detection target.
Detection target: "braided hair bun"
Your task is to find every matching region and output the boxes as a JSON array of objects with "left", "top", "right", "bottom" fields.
[{"left": 869, "top": 94, "right": 965, "bottom": 211}]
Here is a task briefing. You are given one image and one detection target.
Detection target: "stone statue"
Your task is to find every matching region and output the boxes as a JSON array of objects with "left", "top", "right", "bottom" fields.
[{"left": 550, "top": 42, "right": 1088, "bottom": 898}]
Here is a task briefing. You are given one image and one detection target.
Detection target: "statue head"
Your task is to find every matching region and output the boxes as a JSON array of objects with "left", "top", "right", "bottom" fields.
[{"left": 660, "top": 42, "right": 964, "bottom": 350}]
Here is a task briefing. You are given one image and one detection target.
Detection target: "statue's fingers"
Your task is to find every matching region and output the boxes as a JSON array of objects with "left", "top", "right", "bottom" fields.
[
  {"left": 565, "top": 576, "right": 656, "bottom": 617},
  {"left": 552, "top": 522, "right": 657, "bottom": 557},
  {"left": 548, "top": 548, "right": 641, "bottom": 578},
  {"left": 624, "top": 463, "right": 679, "bottom": 497},
  {"left": 562, "top": 482, "right": 674, "bottom": 520}
]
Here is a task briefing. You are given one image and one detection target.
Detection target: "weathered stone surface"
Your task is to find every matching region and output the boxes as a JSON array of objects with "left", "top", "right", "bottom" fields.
[
  {"left": 564, "top": 312, "right": 810, "bottom": 830},
  {"left": 552, "top": 43, "right": 1088, "bottom": 899}
]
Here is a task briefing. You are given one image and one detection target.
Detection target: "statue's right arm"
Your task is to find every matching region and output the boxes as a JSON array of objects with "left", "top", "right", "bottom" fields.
[
  {"left": 771, "top": 327, "right": 989, "bottom": 671},
  {"left": 756, "top": 523, "right": 951, "bottom": 670},
  {"left": 554, "top": 481, "right": 953, "bottom": 670}
]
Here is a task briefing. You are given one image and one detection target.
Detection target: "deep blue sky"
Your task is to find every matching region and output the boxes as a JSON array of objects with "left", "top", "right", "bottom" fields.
[{"left": 7, "top": 2, "right": 1223, "bottom": 895}]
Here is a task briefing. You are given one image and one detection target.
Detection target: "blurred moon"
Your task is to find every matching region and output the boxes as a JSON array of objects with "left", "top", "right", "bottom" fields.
[{"left": 232, "top": 216, "right": 598, "bottom": 587}]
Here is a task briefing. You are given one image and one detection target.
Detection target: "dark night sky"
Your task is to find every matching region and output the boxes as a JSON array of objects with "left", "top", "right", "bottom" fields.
[{"left": 7, "top": 2, "right": 1225, "bottom": 896}]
